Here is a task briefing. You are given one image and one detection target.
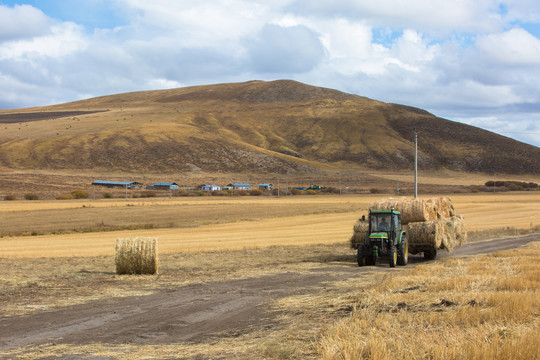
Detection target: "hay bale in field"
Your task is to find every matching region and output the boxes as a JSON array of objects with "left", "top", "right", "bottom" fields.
[
  {"left": 115, "top": 237, "right": 159, "bottom": 275},
  {"left": 350, "top": 218, "right": 369, "bottom": 249}
]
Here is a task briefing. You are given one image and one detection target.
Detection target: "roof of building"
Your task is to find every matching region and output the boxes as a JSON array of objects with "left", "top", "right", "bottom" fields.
[
  {"left": 153, "top": 182, "right": 178, "bottom": 186},
  {"left": 258, "top": 183, "right": 273, "bottom": 186},
  {"left": 229, "top": 183, "right": 252, "bottom": 187},
  {"left": 92, "top": 180, "right": 140, "bottom": 185}
]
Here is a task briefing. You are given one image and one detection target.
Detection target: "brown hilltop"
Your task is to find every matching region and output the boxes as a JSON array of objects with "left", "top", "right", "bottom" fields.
[{"left": 0, "top": 79, "right": 538, "bottom": 175}]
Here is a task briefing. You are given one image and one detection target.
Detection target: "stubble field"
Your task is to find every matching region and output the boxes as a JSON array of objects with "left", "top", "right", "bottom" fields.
[{"left": 0, "top": 192, "right": 539, "bottom": 257}]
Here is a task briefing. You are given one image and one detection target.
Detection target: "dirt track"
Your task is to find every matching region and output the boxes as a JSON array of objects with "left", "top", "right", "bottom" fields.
[{"left": 0, "top": 235, "right": 538, "bottom": 352}]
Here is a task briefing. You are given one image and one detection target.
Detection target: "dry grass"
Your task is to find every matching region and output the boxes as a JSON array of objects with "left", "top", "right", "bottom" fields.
[
  {"left": 317, "top": 242, "right": 540, "bottom": 360},
  {"left": 115, "top": 237, "right": 158, "bottom": 275}
]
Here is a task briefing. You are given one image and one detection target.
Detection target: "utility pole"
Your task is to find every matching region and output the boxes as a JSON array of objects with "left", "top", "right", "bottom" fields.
[
  {"left": 277, "top": 178, "right": 280, "bottom": 197},
  {"left": 414, "top": 129, "right": 418, "bottom": 199}
]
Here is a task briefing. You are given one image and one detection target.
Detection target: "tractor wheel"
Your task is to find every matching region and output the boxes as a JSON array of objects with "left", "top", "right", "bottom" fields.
[
  {"left": 424, "top": 249, "right": 437, "bottom": 260},
  {"left": 357, "top": 245, "right": 366, "bottom": 267},
  {"left": 397, "top": 235, "right": 408, "bottom": 266},
  {"left": 389, "top": 246, "right": 397, "bottom": 268}
]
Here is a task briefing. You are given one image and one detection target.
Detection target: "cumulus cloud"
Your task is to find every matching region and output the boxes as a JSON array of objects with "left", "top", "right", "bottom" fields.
[{"left": 0, "top": 4, "right": 51, "bottom": 41}]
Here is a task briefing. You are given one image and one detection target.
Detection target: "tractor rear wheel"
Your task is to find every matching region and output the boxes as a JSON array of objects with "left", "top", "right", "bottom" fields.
[
  {"left": 398, "top": 235, "right": 408, "bottom": 266},
  {"left": 389, "top": 246, "right": 397, "bottom": 268},
  {"left": 424, "top": 249, "right": 437, "bottom": 260},
  {"left": 357, "top": 245, "right": 366, "bottom": 267}
]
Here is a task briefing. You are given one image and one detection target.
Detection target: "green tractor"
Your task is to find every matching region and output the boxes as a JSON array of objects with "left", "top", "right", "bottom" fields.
[{"left": 357, "top": 207, "right": 408, "bottom": 267}]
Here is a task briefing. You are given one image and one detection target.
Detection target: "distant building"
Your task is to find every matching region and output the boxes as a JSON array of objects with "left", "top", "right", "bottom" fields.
[
  {"left": 228, "top": 183, "right": 252, "bottom": 190},
  {"left": 200, "top": 184, "right": 221, "bottom": 191},
  {"left": 258, "top": 183, "right": 274, "bottom": 191},
  {"left": 150, "top": 182, "right": 179, "bottom": 190},
  {"left": 92, "top": 180, "right": 141, "bottom": 189}
]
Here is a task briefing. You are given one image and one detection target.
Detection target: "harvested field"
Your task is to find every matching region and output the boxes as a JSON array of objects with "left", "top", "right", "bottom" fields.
[{"left": 0, "top": 193, "right": 539, "bottom": 258}]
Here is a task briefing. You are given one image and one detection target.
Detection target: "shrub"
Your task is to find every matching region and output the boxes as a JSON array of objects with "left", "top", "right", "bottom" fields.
[
  {"left": 237, "top": 190, "right": 249, "bottom": 196},
  {"left": 305, "top": 190, "right": 317, "bottom": 195},
  {"left": 291, "top": 188, "right": 303, "bottom": 195},
  {"left": 4, "top": 194, "right": 16, "bottom": 201},
  {"left": 56, "top": 194, "right": 74, "bottom": 200},
  {"left": 24, "top": 193, "right": 39, "bottom": 200},
  {"left": 140, "top": 190, "right": 156, "bottom": 198},
  {"left": 369, "top": 188, "right": 381, "bottom": 194},
  {"left": 211, "top": 190, "right": 228, "bottom": 196},
  {"left": 103, "top": 192, "right": 113, "bottom": 198},
  {"left": 249, "top": 189, "right": 264, "bottom": 196},
  {"left": 71, "top": 190, "right": 88, "bottom": 199}
]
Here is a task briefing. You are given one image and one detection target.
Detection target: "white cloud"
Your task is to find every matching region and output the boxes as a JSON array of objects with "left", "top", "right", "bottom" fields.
[
  {"left": 476, "top": 27, "right": 540, "bottom": 65},
  {"left": 0, "top": 4, "right": 51, "bottom": 41}
]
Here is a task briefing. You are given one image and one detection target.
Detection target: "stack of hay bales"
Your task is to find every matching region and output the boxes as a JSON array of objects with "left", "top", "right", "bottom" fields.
[
  {"left": 115, "top": 237, "right": 159, "bottom": 275},
  {"left": 350, "top": 197, "right": 466, "bottom": 252},
  {"left": 371, "top": 197, "right": 466, "bottom": 252}
]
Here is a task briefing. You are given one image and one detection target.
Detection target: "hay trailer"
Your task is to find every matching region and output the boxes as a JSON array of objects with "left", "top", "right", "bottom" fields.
[{"left": 356, "top": 207, "right": 408, "bottom": 267}]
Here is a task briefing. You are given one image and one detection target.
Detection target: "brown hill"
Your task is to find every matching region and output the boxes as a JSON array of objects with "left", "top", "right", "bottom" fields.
[{"left": 0, "top": 80, "right": 538, "bottom": 175}]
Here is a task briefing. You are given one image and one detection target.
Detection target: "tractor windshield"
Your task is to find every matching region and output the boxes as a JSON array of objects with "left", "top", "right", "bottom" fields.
[{"left": 371, "top": 213, "right": 391, "bottom": 232}]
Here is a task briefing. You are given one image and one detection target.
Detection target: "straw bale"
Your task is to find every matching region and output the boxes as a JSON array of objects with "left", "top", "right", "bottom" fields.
[
  {"left": 350, "top": 218, "right": 369, "bottom": 249},
  {"left": 371, "top": 198, "right": 437, "bottom": 224},
  {"left": 115, "top": 237, "right": 159, "bottom": 275},
  {"left": 371, "top": 197, "right": 457, "bottom": 224},
  {"left": 405, "top": 221, "right": 444, "bottom": 249},
  {"left": 406, "top": 216, "right": 466, "bottom": 252}
]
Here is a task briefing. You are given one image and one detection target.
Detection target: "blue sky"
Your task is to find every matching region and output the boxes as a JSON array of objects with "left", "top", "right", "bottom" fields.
[{"left": 1, "top": 0, "right": 540, "bottom": 147}]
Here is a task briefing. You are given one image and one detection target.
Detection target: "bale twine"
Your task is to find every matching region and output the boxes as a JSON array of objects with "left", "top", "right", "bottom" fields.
[
  {"left": 350, "top": 219, "right": 369, "bottom": 249},
  {"left": 115, "top": 237, "right": 159, "bottom": 275}
]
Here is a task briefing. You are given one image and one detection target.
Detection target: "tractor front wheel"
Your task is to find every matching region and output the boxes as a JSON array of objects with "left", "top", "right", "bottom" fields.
[
  {"left": 398, "top": 235, "right": 408, "bottom": 266},
  {"left": 389, "top": 246, "right": 397, "bottom": 268}
]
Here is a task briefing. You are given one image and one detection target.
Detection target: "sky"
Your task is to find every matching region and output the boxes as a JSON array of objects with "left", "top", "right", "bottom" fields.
[{"left": 1, "top": 1, "right": 540, "bottom": 147}]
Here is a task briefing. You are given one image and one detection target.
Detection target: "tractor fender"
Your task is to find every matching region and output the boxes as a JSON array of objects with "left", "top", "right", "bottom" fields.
[{"left": 397, "top": 231, "right": 406, "bottom": 244}]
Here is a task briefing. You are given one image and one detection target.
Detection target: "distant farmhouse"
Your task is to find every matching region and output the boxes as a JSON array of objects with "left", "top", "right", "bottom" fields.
[
  {"left": 147, "top": 182, "right": 179, "bottom": 190},
  {"left": 92, "top": 180, "right": 141, "bottom": 189},
  {"left": 228, "top": 183, "right": 252, "bottom": 190},
  {"left": 258, "top": 183, "right": 273, "bottom": 191},
  {"left": 199, "top": 184, "right": 221, "bottom": 191}
]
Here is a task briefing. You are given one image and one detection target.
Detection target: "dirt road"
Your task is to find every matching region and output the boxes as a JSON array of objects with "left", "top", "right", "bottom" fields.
[{"left": 1, "top": 235, "right": 537, "bottom": 352}]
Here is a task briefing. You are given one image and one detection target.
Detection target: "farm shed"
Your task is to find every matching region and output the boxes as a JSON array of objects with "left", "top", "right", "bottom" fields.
[
  {"left": 92, "top": 180, "right": 141, "bottom": 189},
  {"left": 259, "top": 183, "right": 274, "bottom": 190},
  {"left": 200, "top": 184, "right": 221, "bottom": 191},
  {"left": 228, "top": 183, "right": 252, "bottom": 190},
  {"left": 151, "top": 182, "right": 179, "bottom": 190}
]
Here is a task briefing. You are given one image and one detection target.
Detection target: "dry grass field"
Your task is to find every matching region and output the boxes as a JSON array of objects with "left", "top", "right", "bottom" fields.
[
  {"left": 1, "top": 190, "right": 539, "bottom": 359},
  {"left": 0, "top": 192, "right": 539, "bottom": 257},
  {"left": 318, "top": 242, "right": 540, "bottom": 359}
]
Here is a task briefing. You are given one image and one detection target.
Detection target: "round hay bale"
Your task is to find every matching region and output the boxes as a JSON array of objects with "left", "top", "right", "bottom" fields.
[
  {"left": 115, "top": 237, "right": 159, "bottom": 275},
  {"left": 370, "top": 198, "right": 438, "bottom": 224},
  {"left": 350, "top": 218, "right": 369, "bottom": 249},
  {"left": 405, "top": 220, "right": 444, "bottom": 249}
]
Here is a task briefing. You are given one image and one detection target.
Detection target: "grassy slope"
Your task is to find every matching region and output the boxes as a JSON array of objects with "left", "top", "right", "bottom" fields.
[{"left": 0, "top": 80, "right": 539, "bottom": 174}]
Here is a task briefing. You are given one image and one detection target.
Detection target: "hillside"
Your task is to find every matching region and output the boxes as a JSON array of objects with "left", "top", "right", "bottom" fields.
[{"left": 0, "top": 80, "right": 538, "bottom": 175}]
